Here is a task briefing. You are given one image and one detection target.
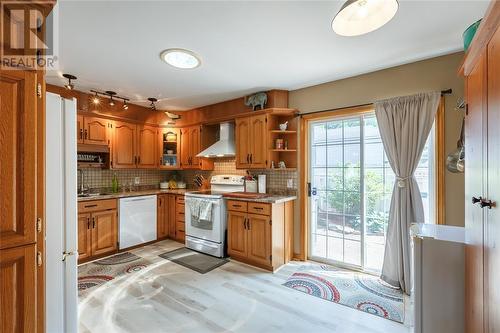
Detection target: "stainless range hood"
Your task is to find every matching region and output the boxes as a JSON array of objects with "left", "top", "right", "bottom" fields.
[{"left": 197, "top": 122, "right": 235, "bottom": 158}]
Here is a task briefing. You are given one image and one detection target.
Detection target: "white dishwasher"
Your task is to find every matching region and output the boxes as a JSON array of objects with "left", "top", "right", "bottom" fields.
[{"left": 119, "top": 195, "right": 157, "bottom": 250}]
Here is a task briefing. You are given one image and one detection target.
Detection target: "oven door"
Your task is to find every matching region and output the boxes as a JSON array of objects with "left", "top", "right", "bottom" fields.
[{"left": 185, "top": 196, "right": 224, "bottom": 243}]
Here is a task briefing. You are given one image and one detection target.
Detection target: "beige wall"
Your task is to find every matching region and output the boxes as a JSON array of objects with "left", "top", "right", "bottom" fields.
[{"left": 290, "top": 52, "right": 465, "bottom": 227}]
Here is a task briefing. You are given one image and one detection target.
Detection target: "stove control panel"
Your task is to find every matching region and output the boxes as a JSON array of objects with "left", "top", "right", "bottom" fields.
[{"left": 210, "top": 175, "right": 245, "bottom": 185}]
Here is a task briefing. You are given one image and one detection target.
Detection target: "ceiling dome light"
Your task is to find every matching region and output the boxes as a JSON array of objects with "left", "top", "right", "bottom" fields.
[
  {"left": 160, "top": 48, "right": 201, "bottom": 69},
  {"left": 332, "top": 0, "right": 398, "bottom": 36}
]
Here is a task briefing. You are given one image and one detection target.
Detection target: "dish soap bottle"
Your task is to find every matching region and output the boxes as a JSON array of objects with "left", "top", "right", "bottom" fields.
[{"left": 112, "top": 173, "right": 119, "bottom": 193}]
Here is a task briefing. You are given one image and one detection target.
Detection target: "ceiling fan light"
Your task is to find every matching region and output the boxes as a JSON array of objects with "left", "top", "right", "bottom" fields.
[{"left": 332, "top": 0, "right": 399, "bottom": 36}]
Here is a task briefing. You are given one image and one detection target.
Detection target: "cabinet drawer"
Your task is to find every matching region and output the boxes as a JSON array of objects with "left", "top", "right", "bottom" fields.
[
  {"left": 176, "top": 221, "right": 185, "bottom": 232},
  {"left": 78, "top": 199, "right": 117, "bottom": 213},
  {"left": 227, "top": 200, "right": 247, "bottom": 212},
  {"left": 176, "top": 195, "right": 185, "bottom": 204},
  {"left": 248, "top": 202, "right": 271, "bottom": 215},
  {"left": 176, "top": 207, "right": 185, "bottom": 222}
]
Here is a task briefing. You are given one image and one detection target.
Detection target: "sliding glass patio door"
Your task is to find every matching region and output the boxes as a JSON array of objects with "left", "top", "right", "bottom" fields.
[{"left": 309, "top": 112, "right": 434, "bottom": 272}]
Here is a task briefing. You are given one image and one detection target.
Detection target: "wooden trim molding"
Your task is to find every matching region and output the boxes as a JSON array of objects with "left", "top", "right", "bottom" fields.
[
  {"left": 460, "top": 0, "right": 500, "bottom": 75},
  {"left": 435, "top": 97, "right": 446, "bottom": 225},
  {"left": 300, "top": 104, "right": 374, "bottom": 120}
]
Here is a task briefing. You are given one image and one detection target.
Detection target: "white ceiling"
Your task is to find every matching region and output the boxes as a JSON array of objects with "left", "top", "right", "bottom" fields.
[{"left": 46, "top": 0, "right": 488, "bottom": 110}]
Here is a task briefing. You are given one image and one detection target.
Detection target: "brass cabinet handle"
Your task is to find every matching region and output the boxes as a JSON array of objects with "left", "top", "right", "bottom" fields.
[
  {"left": 84, "top": 129, "right": 88, "bottom": 139},
  {"left": 87, "top": 217, "right": 90, "bottom": 229},
  {"left": 243, "top": 218, "right": 247, "bottom": 229},
  {"left": 92, "top": 217, "right": 95, "bottom": 228},
  {"left": 79, "top": 129, "right": 83, "bottom": 140},
  {"left": 247, "top": 219, "right": 251, "bottom": 230}
]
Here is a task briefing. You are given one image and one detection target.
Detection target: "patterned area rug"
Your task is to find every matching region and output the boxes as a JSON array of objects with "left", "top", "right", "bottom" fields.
[
  {"left": 78, "top": 252, "right": 150, "bottom": 296},
  {"left": 283, "top": 266, "right": 404, "bottom": 323}
]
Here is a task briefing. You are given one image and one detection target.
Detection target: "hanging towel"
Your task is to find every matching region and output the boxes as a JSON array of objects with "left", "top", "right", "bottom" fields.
[
  {"left": 199, "top": 200, "right": 213, "bottom": 222},
  {"left": 186, "top": 198, "right": 201, "bottom": 220}
]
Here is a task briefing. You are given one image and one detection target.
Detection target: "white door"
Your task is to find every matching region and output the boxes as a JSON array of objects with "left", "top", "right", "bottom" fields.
[{"left": 46, "top": 93, "right": 78, "bottom": 333}]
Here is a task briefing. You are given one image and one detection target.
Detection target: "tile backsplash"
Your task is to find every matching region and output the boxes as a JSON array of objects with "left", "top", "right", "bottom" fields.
[{"left": 79, "top": 158, "right": 297, "bottom": 194}]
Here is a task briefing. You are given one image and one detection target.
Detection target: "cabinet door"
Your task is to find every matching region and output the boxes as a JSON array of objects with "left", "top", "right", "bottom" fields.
[
  {"left": 0, "top": 244, "right": 37, "bottom": 333},
  {"left": 190, "top": 126, "right": 201, "bottom": 168},
  {"left": 157, "top": 195, "right": 168, "bottom": 239},
  {"left": 0, "top": 70, "right": 37, "bottom": 250},
  {"left": 159, "top": 128, "right": 180, "bottom": 169},
  {"left": 247, "top": 213, "right": 271, "bottom": 266},
  {"left": 250, "top": 114, "right": 268, "bottom": 168},
  {"left": 84, "top": 116, "right": 108, "bottom": 145},
  {"left": 180, "top": 127, "right": 191, "bottom": 168},
  {"left": 137, "top": 125, "right": 158, "bottom": 168},
  {"left": 113, "top": 121, "right": 137, "bottom": 169},
  {"left": 227, "top": 211, "right": 248, "bottom": 258},
  {"left": 77, "top": 114, "right": 84, "bottom": 144},
  {"left": 486, "top": 27, "right": 500, "bottom": 333},
  {"left": 235, "top": 117, "right": 251, "bottom": 169},
  {"left": 465, "top": 51, "right": 486, "bottom": 333},
  {"left": 168, "top": 194, "right": 177, "bottom": 239},
  {"left": 78, "top": 213, "right": 92, "bottom": 261},
  {"left": 91, "top": 210, "right": 118, "bottom": 257}
]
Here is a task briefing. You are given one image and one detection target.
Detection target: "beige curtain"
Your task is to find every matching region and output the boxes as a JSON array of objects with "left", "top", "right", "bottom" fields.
[{"left": 375, "top": 92, "right": 440, "bottom": 294}]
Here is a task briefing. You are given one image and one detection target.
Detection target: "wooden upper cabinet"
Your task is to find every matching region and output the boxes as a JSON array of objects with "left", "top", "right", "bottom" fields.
[
  {"left": 77, "top": 114, "right": 84, "bottom": 144},
  {"left": 250, "top": 114, "right": 267, "bottom": 168},
  {"left": 158, "top": 128, "right": 180, "bottom": 169},
  {"left": 235, "top": 114, "right": 268, "bottom": 169},
  {"left": 91, "top": 210, "right": 117, "bottom": 257},
  {"left": 0, "top": 70, "right": 37, "bottom": 250},
  {"left": 180, "top": 127, "right": 191, "bottom": 168},
  {"left": 84, "top": 117, "right": 108, "bottom": 145},
  {"left": 113, "top": 121, "right": 137, "bottom": 169},
  {"left": 247, "top": 213, "right": 271, "bottom": 266},
  {"left": 77, "top": 213, "right": 92, "bottom": 261},
  {"left": 190, "top": 126, "right": 201, "bottom": 168},
  {"left": 227, "top": 211, "right": 248, "bottom": 258},
  {"left": 0, "top": 244, "right": 37, "bottom": 333},
  {"left": 137, "top": 125, "right": 158, "bottom": 168},
  {"left": 235, "top": 118, "right": 251, "bottom": 169}
]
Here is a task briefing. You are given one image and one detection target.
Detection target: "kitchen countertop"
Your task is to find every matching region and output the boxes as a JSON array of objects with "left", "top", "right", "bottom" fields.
[
  {"left": 78, "top": 188, "right": 297, "bottom": 204},
  {"left": 77, "top": 188, "right": 193, "bottom": 202},
  {"left": 223, "top": 195, "right": 297, "bottom": 204}
]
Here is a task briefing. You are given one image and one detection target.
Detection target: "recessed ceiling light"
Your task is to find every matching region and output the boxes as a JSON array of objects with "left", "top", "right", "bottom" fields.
[
  {"left": 160, "top": 48, "right": 201, "bottom": 69},
  {"left": 332, "top": 0, "right": 399, "bottom": 36}
]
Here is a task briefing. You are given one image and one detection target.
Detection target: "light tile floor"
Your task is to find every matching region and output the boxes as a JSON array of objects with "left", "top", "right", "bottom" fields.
[{"left": 78, "top": 240, "right": 411, "bottom": 333}]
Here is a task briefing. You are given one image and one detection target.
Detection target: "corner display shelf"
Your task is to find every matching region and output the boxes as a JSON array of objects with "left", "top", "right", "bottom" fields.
[{"left": 267, "top": 110, "right": 298, "bottom": 169}]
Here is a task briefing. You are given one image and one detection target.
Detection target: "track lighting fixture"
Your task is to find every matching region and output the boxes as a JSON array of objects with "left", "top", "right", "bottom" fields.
[
  {"left": 106, "top": 91, "right": 117, "bottom": 106},
  {"left": 148, "top": 97, "right": 158, "bottom": 111},
  {"left": 63, "top": 73, "right": 77, "bottom": 90},
  {"left": 122, "top": 99, "right": 129, "bottom": 110},
  {"left": 92, "top": 91, "right": 100, "bottom": 105}
]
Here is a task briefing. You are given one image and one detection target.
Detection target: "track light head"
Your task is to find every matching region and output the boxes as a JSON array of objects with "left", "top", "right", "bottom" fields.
[
  {"left": 106, "top": 91, "right": 117, "bottom": 106},
  {"left": 122, "top": 99, "right": 129, "bottom": 110},
  {"left": 148, "top": 97, "right": 158, "bottom": 111},
  {"left": 63, "top": 73, "right": 77, "bottom": 90},
  {"left": 92, "top": 91, "right": 100, "bottom": 105}
]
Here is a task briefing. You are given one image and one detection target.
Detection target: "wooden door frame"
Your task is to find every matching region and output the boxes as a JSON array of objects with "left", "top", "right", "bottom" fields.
[{"left": 298, "top": 103, "right": 445, "bottom": 260}]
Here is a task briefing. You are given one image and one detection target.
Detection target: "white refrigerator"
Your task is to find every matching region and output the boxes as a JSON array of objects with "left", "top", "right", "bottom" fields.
[{"left": 45, "top": 92, "right": 78, "bottom": 333}]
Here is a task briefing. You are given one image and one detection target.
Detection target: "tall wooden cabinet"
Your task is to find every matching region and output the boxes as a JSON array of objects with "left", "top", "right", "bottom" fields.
[
  {"left": 1, "top": 69, "right": 42, "bottom": 333},
  {"left": 235, "top": 114, "right": 267, "bottom": 169},
  {"left": 157, "top": 194, "right": 185, "bottom": 242},
  {"left": 463, "top": 3, "right": 500, "bottom": 332}
]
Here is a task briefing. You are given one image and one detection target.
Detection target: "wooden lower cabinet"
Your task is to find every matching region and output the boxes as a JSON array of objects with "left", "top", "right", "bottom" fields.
[
  {"left": 157, "top": 194, "right": 185, "bottom": 243},
  {"left": 247, "top": 214, "right": 271, "bottom": 266},
  {"left": 78, "top": 200, "right": 118, "bottom": 263},
  {"left": 227, "top": 211, "right": 248, "bottom": 257},
  {"left": 0, "top": 244, "right": 37, "bottom": 333},
  {"left": 78, "top": 213, "right": 92, "bottom": 261},
  {"left": 227, "top": 199, "right": 294, "bottom": 271},
  {"left": 92, "top": 210, "right": 118, "bottom": 256}
]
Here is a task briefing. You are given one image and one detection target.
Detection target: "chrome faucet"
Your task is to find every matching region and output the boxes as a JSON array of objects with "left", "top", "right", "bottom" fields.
[{"left": 78, "top": 169, "right": 88, "bottom": 194}]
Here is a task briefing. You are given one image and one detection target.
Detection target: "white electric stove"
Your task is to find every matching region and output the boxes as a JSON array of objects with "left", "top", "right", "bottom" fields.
[{"left": 184, "top": 175, "right": 244, "bottom": 257}]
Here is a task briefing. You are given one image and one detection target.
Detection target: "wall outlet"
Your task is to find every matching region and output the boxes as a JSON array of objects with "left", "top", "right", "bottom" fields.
[
  {"left": 287, "top": 179, "right": 294, "bottom": 189},
  {"left": 134, "top": 177, "right": 140, "bottom": 185}
]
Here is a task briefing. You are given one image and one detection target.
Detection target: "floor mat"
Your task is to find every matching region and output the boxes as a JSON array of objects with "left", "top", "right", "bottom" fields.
[
  {"left": 159, "top": 247, "right": 228, "bottom": 274},
  {"left": 78, "top": 252, "right": 150, "bottom": 295},
  {"left": 283, "top": 266, "right": 404, "bottom": 323}
]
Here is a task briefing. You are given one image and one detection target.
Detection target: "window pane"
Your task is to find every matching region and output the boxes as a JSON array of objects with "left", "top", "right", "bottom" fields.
[
  {"left": 327, "top": 168, "right": 343, "bottom": 191},
  {"left": 344, "top": 143, "right": 360, "bottom": 166},
  {"left": 327, "top": 145, "right": 343, "bottom": 167},
  {"left": 312, "top": 124, "right": 326, "bottom": 144},
  {"left": 312, "top": 145, "right": 326, "bottom": 167}
]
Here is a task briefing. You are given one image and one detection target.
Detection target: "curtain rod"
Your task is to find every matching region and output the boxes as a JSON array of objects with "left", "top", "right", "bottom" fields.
[{"left": 298, "top": 89, "right": 452, "bottom": 117}]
